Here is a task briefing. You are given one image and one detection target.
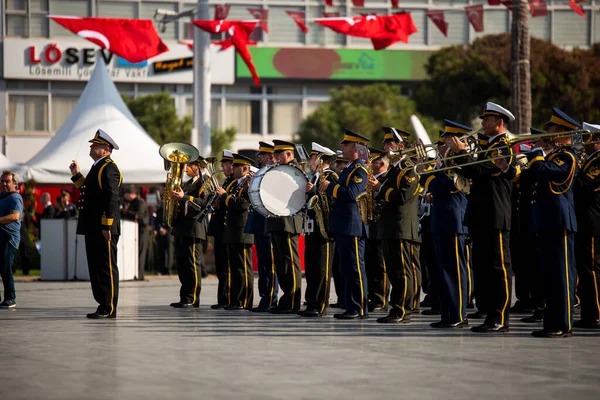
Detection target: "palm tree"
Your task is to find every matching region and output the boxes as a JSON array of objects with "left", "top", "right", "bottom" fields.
[{"left": 511, "top": 0, "right": 532, "bottom": 135}]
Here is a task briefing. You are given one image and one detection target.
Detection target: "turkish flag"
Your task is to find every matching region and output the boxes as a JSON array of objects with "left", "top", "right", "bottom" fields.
[
  {"left": 426, "top": 10, "right": 448, "bottom": 37},
  {"left": 315, "top": 14, "right": 417, "bottom": 50},
  {"left": 352, "top": 0, "right": 365, "bottom": 6},
  {"left": 179, "top": 39, "right": 257, "bottom": 51},
  {"left": 567, "top": 0, "right": 586, "bottom": 17},
  {"left": 286, "top": 11, "right": 309, "bottom": 33},
  {"left": 530, "top": 0, "right": 549, "bottom": 17},
  {"left": 488, "top": 0, "right": 501, "bottom": 5},
  {"left": 391, "top": 0, "right": 400, "bottom": 7},
  {"left": 501, "top": 1, "right": 513, "bottom": 10},
  {"left": 323, "top": 0, "right": 333, "bottom": 5},
  {"left": 322, "top": 12, "right": 340, "bottom": 18},
  {"left": 465, "top": 5, "right": 484, "bottom": 33},
  {"left": 247, "top": 8, "right": 269, "bottom": 33},
  {"left": 214, "top": 5, "right": 230, "bottom": 20},
  {"left": 49, "top": 16, "right": 168, "bottom": 63},
  {"left": 192, "top": 20, "right": 261, "bottom": 86}
]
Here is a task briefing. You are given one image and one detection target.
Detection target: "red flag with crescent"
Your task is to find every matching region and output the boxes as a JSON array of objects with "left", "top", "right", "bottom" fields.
[
  {"left": 465, "top": 5, "right": 484, "bottom": 33},
  {"left": 352, "top": 0, "right": 365, "bottom": 6},
  {"left": 214, "top": 5, "right": 230, "bottom": 20},
  {"left": 530, "top": 0, "right": 549, "bottom": 17},
  {"left": 488, "top": 0, "right": 501, "bottom": 5},
  {"left": 391, "top": 0, "right": 400, "bottom": 7},
  {"left": 323, "top": 0, "right": 333, "bottom": 5},
  {"left": 567, "top": 0, "right": 586, "bottom": 17},
  {"left": 286, "top": 11, "right": 309, "bottom": 33},
  {"left": 192, "top": 20, "right": 260, "bottom": 86},
  {"left": 426, "top": 10, "right": 448, "bottom": 37},
  {"left": 49, "top": 16, "right": 168, "bottom": 63},
  {"left": 247, "top": 8, "right": 269, "bottom": 33}
]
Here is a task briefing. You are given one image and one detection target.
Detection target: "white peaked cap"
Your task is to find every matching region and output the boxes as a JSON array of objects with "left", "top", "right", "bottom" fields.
[
  {"left": 481, "top": 102, "right": 516, "bottom": 122},
  {"left": 89, "top": 128, "right": 119, "bottom": 150},
  {"left": 311, "top": 142, "right": 336, "bottom": 156},
  {"left": 223, "top": 149, "right": 233, "bottom": 158},
  {"left": 583, "top": 122, "right": 600, "bottom": 133}
]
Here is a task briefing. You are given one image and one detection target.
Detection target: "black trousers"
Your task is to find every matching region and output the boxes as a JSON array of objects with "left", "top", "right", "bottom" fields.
[
  {"left": 433, "top": 233, "right": 468, "bottom": 324},
  {"left": 212, "top": 232, "right": 230, "bottom": 306},
  {"left": 304, "top": 234, "right": 335, "bottom": 313},
  {"left": 156, "top": 232, "right": 174, "bottom": 275},
  {"left": 331, "top": 250, "right": 345, "bottom": 307},
  {"left": 421, "top": 231, "right": 440, "bottom": 308},
  {"left": 471, "top": 229, "right": 512, "bottom": 326},
  {"left": 575, "top": 234, "right": 600, "bottom": 322},
  {"left": 365, "top": 237, "right": 389, "bottom": 308},
  {"left": 174, "top": 236, "right": 202, "bottom": 305},
  {"left": 465, "top": 241, "right": 474, "bottom": 304},
  {"left": 85, "top": 233, "right": 119, "bottom": 315},
  {"left": 510, "top": 231, "right": 540, "bottom": 307},
  {"left": 335, "top": 235, "right": 368, "bottom": 316},
  {"left": 410, "top": 242, "right": 422, "bottom": 310},
  {"left": 271, "top": 232, "right": 302, "bottom": 311},
  {"left": 138, "top": 227, "right": 149, "bottom": 280},
  {"left": 227, "top": 243, "right": 254, "bottom": 309},
  {"left": 539, "top": 230, "right": 576, "bottom": 332},
  {"left": 383, "top": 239, "right": 415, "bottom": 319},
  {"left": 255, "top": 234, "right": 278, "bottom": 309}
]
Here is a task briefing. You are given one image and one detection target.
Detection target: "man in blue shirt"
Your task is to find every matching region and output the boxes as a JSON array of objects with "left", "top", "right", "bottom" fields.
[{"left": 0, "top": 170, "right": 23, "bottom": 309}]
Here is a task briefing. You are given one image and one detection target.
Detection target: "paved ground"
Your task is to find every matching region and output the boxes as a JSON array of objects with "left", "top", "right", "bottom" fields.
[{"left": 1, "top": 278, "right": 599, "bottom": 400}]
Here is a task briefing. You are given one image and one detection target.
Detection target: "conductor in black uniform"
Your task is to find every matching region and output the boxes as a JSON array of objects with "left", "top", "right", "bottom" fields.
[
  {"left": 169, "top": 156, "right": 208, "bottom": 308},
  {"left": 267, "top": 140, "right": 305, "bottom": 314},
  {"left": 69, "top": 129, "right": 122, "bottom": 319}
]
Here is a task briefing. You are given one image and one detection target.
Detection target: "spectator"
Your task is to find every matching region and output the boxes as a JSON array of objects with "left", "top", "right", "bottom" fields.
[
  {"left": 55, "top": 189, "right": 77, "bottom": 219},
  {"left": 155, "top": 195, "right": 174, "bottom": 275},
  {"left": 122, "top": 186, "right": 150, "bottom": 280},
  {"left": 39, "top": 192, "right": 56, "bottom": 219}
]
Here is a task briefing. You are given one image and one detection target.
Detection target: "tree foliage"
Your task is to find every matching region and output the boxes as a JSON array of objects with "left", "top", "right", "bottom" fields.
[
  {"left": 414, "top": 34, "right": 600, "bottom": 130},
  {"left": 122, "top": 92, "right": 236, "bottom": 157},
  {"left": 296, "top": 84, "right": 441, "bottom": 151}
]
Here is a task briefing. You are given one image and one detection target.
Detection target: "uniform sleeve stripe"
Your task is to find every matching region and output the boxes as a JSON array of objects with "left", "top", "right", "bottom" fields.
[
  {"left": 385, "top": 188, "right": 393, "bottom": 202},
  {"left": 332, "top": 184, "right": 340, "bottom": 198},
  {"left": 424, "top": 175, "right": 436, "bottom": 191},
  {"left": 527, "top": 156, "right": 544, "bottom": 168}
]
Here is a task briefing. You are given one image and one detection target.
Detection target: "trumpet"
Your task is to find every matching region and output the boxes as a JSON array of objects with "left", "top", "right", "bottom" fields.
[{"left": 415, "top": 128, "right": 593, "bottom": 175}]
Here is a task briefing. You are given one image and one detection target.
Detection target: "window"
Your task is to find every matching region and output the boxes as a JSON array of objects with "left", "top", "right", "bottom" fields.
[
  {"left": 530, "top": 14, "right": 550, "bottom": 41},
  {"left": 431, "top": 11, "right": 468, "bottom": 46},
  {"left": 472, "top": 10, "right": 508, "bottom": 39},
  {"left": 267, "top": 85, "right": 302, "bottom": 95},
  {"left": 97, "top": 1, "right": 137, "bottom": 19},
  {"left": 225, "top": 100, "right": 260, "bottom": 134},
  {"left": 306, "top": 101, "right": 326, "bottom": 117},
  {"left": 137, "top": 83, "right": 176, "bottom": 93},
  {"left": 185, "top": 98, "right": 221, "bottom": 130},
  {"left": 268, "top": 6, "right": 305, "bottom": 44},
  {"left": 228, "top": 5, "right": 263, "bottom": 42},
  {"left": 51, "top": 81, "right": 86, "bottom": 91},
  {"left": 5, "top": 0, "right": 49, "bottom": 38},
  {"left": 268, "top": 101, "right": 301, "bottom": 135},
  {"left": 306, "top": 5, "right": 345, "bottom": 46},
  {"left": 50, "top": 0, "right": 90, "bottom": 36},
  {"left": 9, "top": 95, "right": 49, "bottom": 132},
  {"left": 51, "top": 95, "right": 78, "bottom": 131},
  {"left": 553, "top": 10, "right": 590, "bottom": 46}
]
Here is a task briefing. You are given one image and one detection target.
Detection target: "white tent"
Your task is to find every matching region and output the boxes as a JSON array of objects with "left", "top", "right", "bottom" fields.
[
  {"left": 0, "top": 153, "right": 27, "bottom": 178},
  {"left": 23, "top": 58, "right": 166, "bottom": 184}
]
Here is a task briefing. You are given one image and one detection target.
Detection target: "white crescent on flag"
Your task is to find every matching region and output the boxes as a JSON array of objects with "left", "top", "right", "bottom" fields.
[{"left": 76, "top": 30, "right": 111, "bottom": 50}]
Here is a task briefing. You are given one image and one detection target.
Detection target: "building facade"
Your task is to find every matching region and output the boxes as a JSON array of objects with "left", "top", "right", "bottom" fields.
[{"left": 1, "top": 0, "right": 599, "bottom": 161}]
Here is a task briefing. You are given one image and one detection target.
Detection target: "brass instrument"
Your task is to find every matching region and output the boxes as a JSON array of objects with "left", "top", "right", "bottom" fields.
[
  {"left": 159, "top": 142, "right": 200, "bottom": 228},
  {"left": 194, "top": 156, "right": 224, "bottom": 222},
  {"left": 307, "top": 154, "right": 334, "bottom": 239},
  {"left": 357, "top": 153, "right": 381, "bottom": 225}
]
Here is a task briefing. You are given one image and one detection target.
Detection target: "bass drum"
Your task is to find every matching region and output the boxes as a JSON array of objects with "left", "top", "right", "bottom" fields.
[{"left": 249, "top": 164, "right": 308, "bottom": 218}]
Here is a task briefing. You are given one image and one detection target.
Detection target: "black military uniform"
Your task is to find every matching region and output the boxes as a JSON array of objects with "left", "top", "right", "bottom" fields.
[
  {"left": 301, "top": 145, "right": 338, "bottom": 317},
  {"left": 375, "top": 129, "right": 421, "bottom": 323},
  {"left": 267, "top": 140, "right": 305, "bottom": 314},
  {"left": 462, "top": 102, "right": 514, "bottom": 333},
  {"left": 122, "top": 190, "right": 149, "bottom": 280},
  {"left": 246, "top": 142, "right": 278, "bottom": 312},
  {"left": 330, "top": 151, "right": 350, "bottom": 309},
  {"left": 170, "top": 158, "right": 208, "bottom": 308},
  {"left": 208, "top": 151, "right": 236, "bottom": 309},
  {"left": 71, "top": 129, "right": 122, "bottom": 319},
  {"left": 220, "top": 153, "right": 255, "bottom": 310},
  {"left": 364, "top": 148, "right": 389, "bottom": 312},
  {"left": 574, "top": 124, "right": 600, "bottom": 329}
]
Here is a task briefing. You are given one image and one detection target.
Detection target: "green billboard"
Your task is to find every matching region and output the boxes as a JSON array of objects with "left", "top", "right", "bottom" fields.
[{"left": 236, "top": 47, "right": 433, "bottom": 81}]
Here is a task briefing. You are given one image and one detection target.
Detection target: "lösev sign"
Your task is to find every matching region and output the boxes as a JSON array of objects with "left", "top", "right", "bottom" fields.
[{"left": 3, "top": 38, "right": 235, "bottom": 84}]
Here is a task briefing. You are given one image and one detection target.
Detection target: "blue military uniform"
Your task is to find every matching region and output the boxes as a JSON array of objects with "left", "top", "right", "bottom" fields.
[
  {"left": 326, "top": 129, "right": 370, "bottom": 319},
  {"left": 420, "top": 121, "right": 470, "bottom": 327},
  {"left": 245, "top": 142, "right": 278, "bottom": 312}
]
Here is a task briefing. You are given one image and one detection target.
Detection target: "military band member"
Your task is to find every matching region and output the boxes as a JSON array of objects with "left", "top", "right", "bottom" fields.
[
  {"left": 330, "top": 150, "right": 350, "bottom": 308},
  {"left": 69, "top": 129, "right": 122, "bottom": 319},
  {"left": 300, "top": 143, "right": 338, "bottom": 317},
  {"left": 369, "top": 127, "right": 421, "bottom": 323},
  {"left": 267, "top": 140, "right": 304, "bottom": 314},
  {"left": 499, "top": 108, "right": 579, "bottom": 337},
  {"left": 449, "top": 102, "right": 514, "bottom": 333},
  {"left": 573, "top": 122, "right": 600, "bottom": 329},
  {"left": 365, "top": 148, "right": 389, "bottom": 312},
  {"left": 209, "top": 150, "right": 236, "bottom": 309},
  {"left": 168, "top": 156, "right": 208, "bottom": 308},
  {"left": 417, "top": 121, "right": 470, "bottom": 328},
  {"left": 246, "top": 142, "right": 279, "bottom": 312},
  {"left": 216, "top": 153, "right": 255, "bottom": 310},
  {"left": 321, "top": 129, "right": 370, "bottom": 319}
]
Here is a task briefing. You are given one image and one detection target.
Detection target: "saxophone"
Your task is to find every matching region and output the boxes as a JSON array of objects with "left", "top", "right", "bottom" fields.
[
  {"left": 193, "top": 157, "right": 223, "bottom": 222},
  {"left": 159, "top": 142, "right": 200, "bottom": 228},
  {"left": 356, "top": 153, "right": 381, "bottom": 225},
  {"left": 307, "top": 154, "right": 334, "bottom": 239}
]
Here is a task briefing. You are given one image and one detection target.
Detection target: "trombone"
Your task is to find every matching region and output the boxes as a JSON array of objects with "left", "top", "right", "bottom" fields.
[{"left": 414, "top": 128, "right": 593, "bottom": 175}]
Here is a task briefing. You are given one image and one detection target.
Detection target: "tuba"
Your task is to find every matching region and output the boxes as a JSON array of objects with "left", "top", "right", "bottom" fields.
[
  {"left": 307, "top": 154, "right": 335, "bottom": 239},
  {"left": 159, "top": 142, "right": 200, "bottom": 228}
]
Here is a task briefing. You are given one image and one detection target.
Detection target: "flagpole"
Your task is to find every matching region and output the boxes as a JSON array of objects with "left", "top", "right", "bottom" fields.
[{"left": 193, "top": 0, "right": 211, "bottom": 156}]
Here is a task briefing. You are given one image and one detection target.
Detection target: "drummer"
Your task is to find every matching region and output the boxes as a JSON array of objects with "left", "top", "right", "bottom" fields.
[{"left": 265, "top": 140, "right": 305, "bottom": 314}]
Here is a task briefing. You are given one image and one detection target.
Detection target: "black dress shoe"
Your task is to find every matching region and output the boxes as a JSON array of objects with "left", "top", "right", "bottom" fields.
[
  {"left": 251, "top": 306, "right": 271, "bottom": 313},
  {"left": 420, "top": 300, "right": 433, "bottom": 308},
  {"left": 467, "top": 311, "right": 487, "bottom": 319},
  {"left": 470, "top": 323, "right": 509, "bottom": 333},
  {"left": 192, "top": 303, "right": 200, "bottom": 308},
  {"left": 269, "top": 308, "right": 296, "bottom": 314},
  {"left": 521, "top": 311, "right": 544, "bottom": 323},
  {"left": 510, "top": 300, "right": 534, "bottom": 313},
  {"left": 224, "top": 305, "right": 245, "bottom": 310},
  {"left": 334, "top": 312, "right": 368, "bottom": 320},
  {"left": 376, "top": 313, "right": 410, "bottom": 324},
  {"left": 573, "top": 319, "right": 600, "bottom": 329},
  {"left": 210, "top": 304, "right": 226, "bottom": 310},
  {"left": 531, "top": 329, "right": 572, "bottom": 338},
  {"left": 466, "top": 302, "right": 475, "bottom": 310},
  {"left": 430, "top": 320, "right": 468, "bottom": 329},
  {"left": 368, "top": 304, "right": 387, "bottom": 313},
  {"left": 87, "top": 312, "right": 116, "bottom": 319},
  {"left": 170, "top": 302, "right": 193, "bottom": 308},
  {"left": 301, "top": 308, "right": 323, "bottom": 317},
  {"left": 421, "top": 309, "right": 441, "bottom": 315}
]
